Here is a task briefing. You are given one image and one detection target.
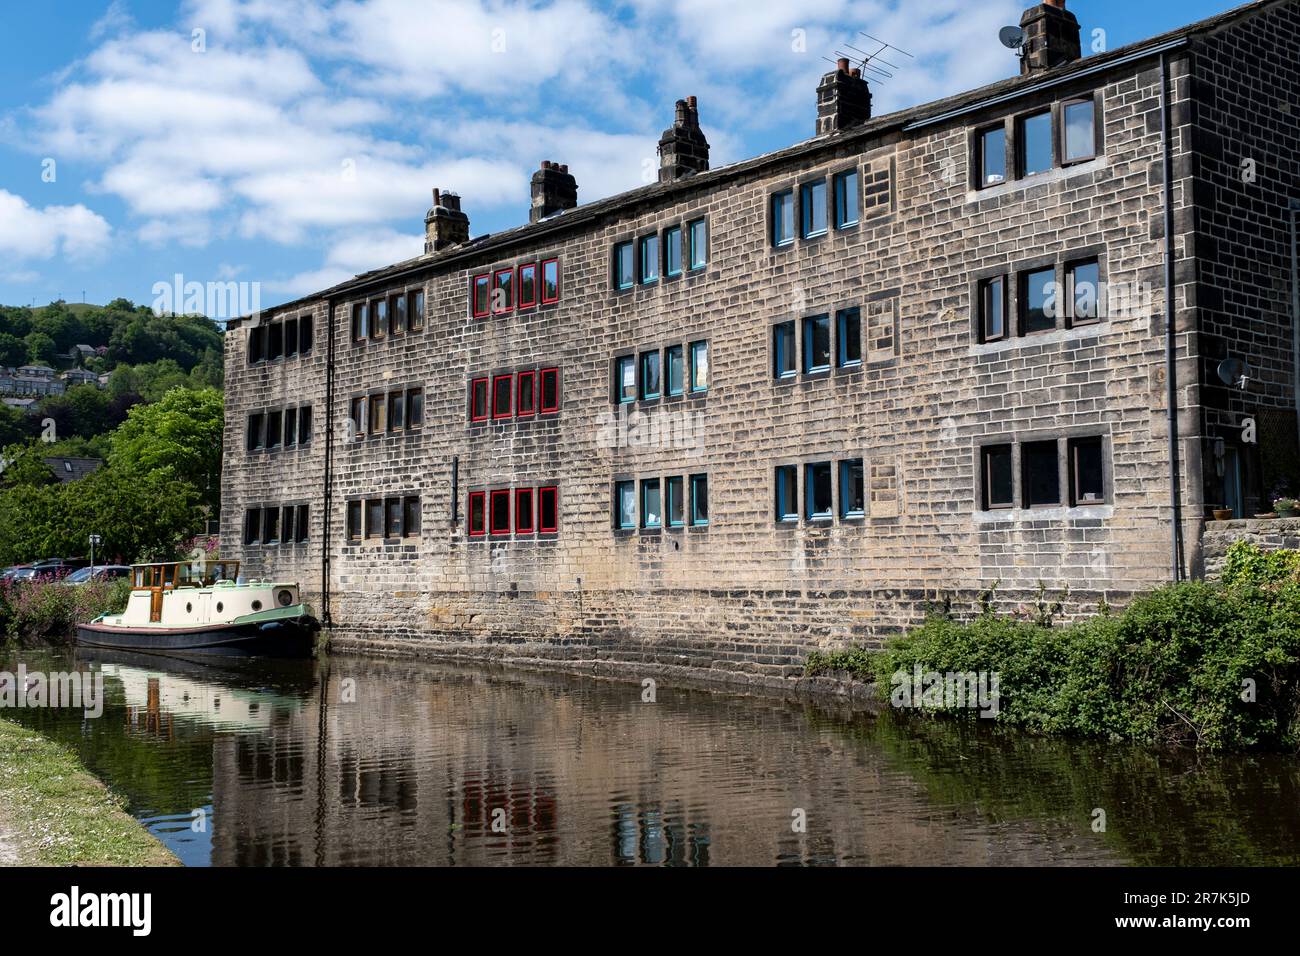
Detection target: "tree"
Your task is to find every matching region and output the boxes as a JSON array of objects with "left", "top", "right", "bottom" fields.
[
  {"left": 24, "top": 331, "right": 56, "bottom": 365},
  {"left": 37, "top": 385, "right": 113, "bottom": 441},
  {"left": 0, "top": 332, "right": 26, "bottom": 367},
  {"left": 108, "top": 387, "right": 224, "bottom": 512},
  {"left": 0, "top": 404, "right": 28, "bottom": 449}
]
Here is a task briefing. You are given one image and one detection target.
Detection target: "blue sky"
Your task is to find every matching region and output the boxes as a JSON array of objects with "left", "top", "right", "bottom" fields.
[{"left": 0, "top": 0, "right": 1243, "bottom": 315}]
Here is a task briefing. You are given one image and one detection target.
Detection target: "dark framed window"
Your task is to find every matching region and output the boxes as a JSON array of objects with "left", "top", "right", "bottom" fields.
[
  {"left": 385, "top": 497, "right": 403, "bottom": 538},
  {"left": 665, "top": 345, "right": 684, "bottom": 396},
  {"left": 248, "top": 325, "right": 266, "bottom": 363},
  {"left": 244, "top": 508, "right": 260, "bottom": 545},
  {"left": 262, "top": 506, "right": 280, "bottom": 544},
  {"left": 1070, "top": 436, "right": 1105, "bottom": 505},
  {"left": 800, "top": 179, "right": 827, "bottom": 238},
  {"left": 1020, "top": 267, "right": 1057, "bottom": 335},
  {"left": 687, "top": 218, "right": 707, "bottom": 269},
  {"left": 517, "top": 370, "right": 536, "bottom": 417},
  {"left": 246, "top": 412, "right": 264, "bottom": 451},
  {"left": 979, "top": 125, "right": 1007, "bottom": 188},
  {"left": 690, "top": 474, "right": 709, "bottom": 526},
  {"left": 805, "top": 462, "right": 833, "bottom": 520},
  {"left": 295, "top": 504, "right": 309, "bottom": 543},
  {"left": 299, "top": 314, "right": 314, "bottom": 353},
  {"left": 640, "top": 350, "right": 661, "bottom": 400},
  {"left": 802, "top": 314, "right": 831, "bottom": 374},
  {"left": 775, "top": 465, "right": 798, "bottom": 522},
  {"left": 515, "top": 488, "right": 534, "bottom": 534},
  {"left": 837, "top": 308, "right": 861, "bottom": 367},
  {"left": 468, "top": 491, "right": 486, "bottom": 536},
  {"left": 268, "top": 322, "right": 284, "bottom": 361},
  {"left": 615, "top": 355, "right": 636, "bottom": 403},
  {"left": 282, "top": 505, "right": 295, "bottom": 544},
  {"left": 388, "top": 389, "right": 405, "bottom": 431},
  {"left": 833, "top": 169, "right": 860, "bottom": 228},
  {"left": 614, "top": 241, "right": 634, "bottom": 290},
  {"left": 518, "top": 262, "right": 538, "bottom": 309},
  {"left": 489, "top": 489, "right": 511, "bottom": 535},
  {"left": 351, "top": 302, "right": 368, "bottom": 343},
  {"left": 472, "top": 274, "right": 491, "bottom": 319},
  {"left": 641, "top": 478, "right": 662, "bottom": 529},
  {"left": 839, "top": 459, "right": 864, "bottom": 518},
  {"left": 492, "top": 269, "right": 513, "bottom": 314},
  {"left": 350, "top": 396, "right": 367, "bottom": 438},
  {"left": 390, "top": 293, "right": 406, "bottom": 335},
  {"left": 615, "top": 480, "right": 636, "bottom": 529},
  {"left": 1018, "top": 110, "right": 1053, "bottom": 177},
  {"left": 406, "top": 389, "right": 423, "bottom": 428},
  {"left": 541, "top": 258, "right": 560, "bottom": 304},
  {"left": 365, "top": 499, "right": 383, "bottom": 538},
  {"left": 1068, "top": 259, "right": 1102, "bottom": 325},
  {"left": 1023, "top": 440, "right": 1061, "bottom": 508},
  {"left": 283, "top": 407, "right": 298, "bottom": 446},
  {"left": 371, "top": 298, "right": 387, "bottom": 339},
  {"left": 982, "top": 444, "right": 1014, "bottom": 510},
  {"left": 771, "top": 190, "right": 795, "bottom": 247},
  {"left": 664, "top": 225, "right": 682, "bottom": 277},
  {"left": 469, "top": 377, "right": 489, "bottom": 422},
  {"left": 1062, "top": 98, "right": 1096, "bottom": 164},
  {"left": 666, "top": 475, "right": 685, "bottom": 527},
  {"left": 773, "top": 321, "right": 796, "bottom": 379},
  {"left": 368, "top": 393, "right": 386, "bottom": 434},
  {"left": 298, "top": 406, "right": 312, "bottom": 445},
  {"left": 284, "top": 317, "right": 298, "bottom": 358},
  {"left": 639, "top": 234, "right": 660, "bottom": 284},
  {"left": 538, "top": 486, "right": 558, "bottom": 533},
  {"left": 980, "top": 275, "right": 1008, "bottom": 343},
  {"left": 409, "top": 290, "right": 424, "bottom": 331},
  {"left": 689, "top": 341, "right": 709, "bottom": 392},
  {"left": 403, "top": 497, "right": 420, "bottom": 537},
  {"left": 540, "top": 368, "right": 560, "bottom": 414},
  {"left": 492, "top": 374, "right": 513, "bottom": 420},
  {"left": 266, "top": 410, "right": 282, "bottom": 449},
  {"left": 347, "top": 501, "right": 362, "bottom": 541}
]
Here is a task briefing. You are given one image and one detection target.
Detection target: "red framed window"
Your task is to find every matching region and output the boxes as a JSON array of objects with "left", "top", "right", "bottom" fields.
[
  {"left": 541, "top": 258, "right": 560, "bottom": 304},
  {"left": 468, "top": 492, "right": 486, "bottom": 536},
  {"left": 518, "top": 263, "right": 538, "bottom": 309},
  {"left": 469, "top": 377, "right": 489, "bottom": 422},
  {"left": 492, "top": 268, "right": 513, "bottom": 314},
  {"left": 489, "top": 489, "right": 511, "bottom": 535},
  {"left": 516, "top": 370, "right": 536, "bottom": 417},
  {"left": 515, "top": 488, "right": 535, "bottom": 534},
  {"left": 540, "top": 367, "right": 560, "bottom": 414},
  {"left": 492, "top": 374, "right": 513, "bottom": 420},
  {"left": 538, "top": 486, "right": 558, "bottom": 533},
  {"left": 472, "top": 274, "right": 490, "bottom": 319}
]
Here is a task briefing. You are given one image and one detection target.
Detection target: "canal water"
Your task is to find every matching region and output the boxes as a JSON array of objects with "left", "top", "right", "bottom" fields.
[{"left": 3, "top": 647, "right": 1299, "bottom": 866}]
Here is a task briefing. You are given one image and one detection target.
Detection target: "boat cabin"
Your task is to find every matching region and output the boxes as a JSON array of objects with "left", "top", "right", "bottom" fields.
[{"left": 131, "top": 560, "right": 242, "bottom": 590}]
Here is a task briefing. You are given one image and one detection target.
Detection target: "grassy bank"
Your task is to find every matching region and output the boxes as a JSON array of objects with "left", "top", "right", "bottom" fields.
[
  {"left": 0, "top": 718, "right": 177, "bottom": 866},
  {"left": 807, "top": 542, "right": 1300, "bottom": 752}
]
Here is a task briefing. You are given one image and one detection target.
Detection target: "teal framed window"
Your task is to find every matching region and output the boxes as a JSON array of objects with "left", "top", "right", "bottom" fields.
[
  {"left": 666, "top": 476, "right": 685, "bottom": 527},
  {"left": 805, "top": 462, "right": 832, "bottom": 520},
  {"left": 839, "top": 459, "right": 864, "bottom": 518},
  {"left": 615, "top": 481, "right": 636, "bottom": 529},
  {"left": 614, "top": 241, "right": 634, "bottom": 290},
  {"left": 837, "top": 308, "right": 861, "bottom": 367},
  {"left": 771, "top": 190, "right": 794, "bottom": 247},
  {"left": 639, "top": 233, "right": 660, "bottom": 284},
  {"left": 687, "top": 218, "right": 707, "bottom": 269},
  {"left": 664, "top": 225, "right": 682, "bottom": 277},
  {"left": 640, "top": 350, "right": 661, "bottom": 400},
  {"left": 800, "top": 180, "right": 827, "bottom": 238},
  {"left": 833, "top": 169, "right": 859, "bottom": 228},
  {"left": 641, "top": 478, "right": 662, "bottom": 529},
  {"left": 615, "top": 355, "right": 636, "bottom": 403},
  {"left": 775, "top": 465, "right": 798, "bottom": 522},
  {"left": 690, "top": 474, "right": 709, "bottom": 526},
  {"left": 802, "top": 314, "right": 830, "bottom": 373},
  {"left": 773, "top": 321, "right": 796, "bottom": 379},
  {"left": 689, "top": 340, "right": 709, "bottom": 392},
  {"left": 665, "top": 345, "right": 684, "bottom": 396}
]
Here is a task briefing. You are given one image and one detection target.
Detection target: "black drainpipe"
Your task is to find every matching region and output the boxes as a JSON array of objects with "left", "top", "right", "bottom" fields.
[
  {"left": 1160, "top": 51, "right": 1184, "bottom": 582},
  {"left": 322, "top": 295, "right": 336, "bottom": 628},
  {"left": 1291, "top": 199, "right": 1300, "bottom": 454}
]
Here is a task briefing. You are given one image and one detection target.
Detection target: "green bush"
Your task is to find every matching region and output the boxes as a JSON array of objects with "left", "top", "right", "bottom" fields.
[
  {"left": 0, "top": 577, "right": 131, "bottom": 644},
  {"left": 807, "top": 543, "right": 1300, "bottom": 751}
]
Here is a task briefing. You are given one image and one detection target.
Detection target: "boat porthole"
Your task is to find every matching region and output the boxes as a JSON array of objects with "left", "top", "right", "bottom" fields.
[
  {"left": 277, "top": 589, "right": 293, "bottom": 607},
  {"left": 252, "top": 600, "right": 263, "bottom": 612},
  {"left": 186, "top": 602, "right": 192, "bottom": 613},
  {"left": 216, "top": 602, "right": 223, "bottom": 613}
]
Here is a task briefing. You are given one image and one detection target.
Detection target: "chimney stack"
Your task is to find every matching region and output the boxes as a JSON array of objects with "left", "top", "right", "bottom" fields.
[
  {"left": 529, "top": 161, "right": 578, "bottom": 223},
  {"left": 425, "top": 188, "right": 469, "bottom": 254},
  {"left": 658, "top": 96, "right": 710, "bottom": 183},
  {"left": 816, "top": 58, "right": 872, "bottom": 135},
  {"left": 1020, "top": 0, "right": 1082, "bottom": 75}
]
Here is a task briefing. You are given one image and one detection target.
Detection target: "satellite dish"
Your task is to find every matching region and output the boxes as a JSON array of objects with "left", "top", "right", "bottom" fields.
[
  {"left": 999, "top": 26, "right": 1026, "bottom": 50},
  {"left": 1217, "top": 357, "right": 1249, "bottom": 388}
]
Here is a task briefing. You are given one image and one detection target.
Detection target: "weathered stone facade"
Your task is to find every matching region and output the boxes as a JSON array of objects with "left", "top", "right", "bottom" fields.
[{"left": 222, "top": 0, "right": 1300, "bottom": 681}]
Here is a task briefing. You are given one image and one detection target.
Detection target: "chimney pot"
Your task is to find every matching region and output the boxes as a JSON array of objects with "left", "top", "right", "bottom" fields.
[
  {"left": 425, "top": 187, "right": 469, "bottom": 254},
  {"left": 658, "top": 95, "right": 710, "bottom": 183},
  {"left": 816, "top": 61, "right": 872, "bottom": 134},
  {"left": 837, "top": 57, "right": 850, "bottom": 73},
  {"left": 1019, "top": 0, "right": 1081, "bottom": 75},
  {"left": 530, "top": 161, "right": 578, "bottom": 222}
]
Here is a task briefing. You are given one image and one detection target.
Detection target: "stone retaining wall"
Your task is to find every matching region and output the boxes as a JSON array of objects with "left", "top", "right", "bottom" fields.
[{"left": 1202, "top": 517, "right": 1300, "bottom": 579}]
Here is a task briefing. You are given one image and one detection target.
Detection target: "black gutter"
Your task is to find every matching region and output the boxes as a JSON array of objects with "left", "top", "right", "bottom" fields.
[
  {"left": 1160, "top": 51, "right": 1184, "bottom": 582},
  {"left": 321, "top": 296, "right": 336, "bottom": 629}
]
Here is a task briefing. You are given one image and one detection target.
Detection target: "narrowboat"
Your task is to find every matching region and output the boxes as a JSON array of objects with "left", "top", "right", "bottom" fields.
[{"left": 76, "top": 560, "right": 319, "bottom": 658}]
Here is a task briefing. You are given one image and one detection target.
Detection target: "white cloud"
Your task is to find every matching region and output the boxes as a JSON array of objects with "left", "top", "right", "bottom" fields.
[
  {"left": 264, "top": 227, "right": 424, "bottom": 297},
  {"left": 0, "top": 189, "right": 112, "bottom": 264}
]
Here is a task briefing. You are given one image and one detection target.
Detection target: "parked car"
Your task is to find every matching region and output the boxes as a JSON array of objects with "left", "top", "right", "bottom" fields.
[
  {"left": 63, "top": 565, "right": 132, "bottom": 584},
  {"left": 27, "top": 558, "right": 90, "bottom": 580},
  {"left": 1, "top": 565, "right": 34, "bottom": 583}
]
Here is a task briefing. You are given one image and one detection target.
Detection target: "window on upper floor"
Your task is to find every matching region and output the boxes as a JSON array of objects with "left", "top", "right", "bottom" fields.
[
  {"left": 666, "top": 475, "right": 685, "bottom": 527},
  {"left": 1021, "top": 267, "right": 1058, "bottom": 335},
  {"left": 639, "top": 233, "right": 660, "bottom": 284},
  {"left": 614, "top": 241, "right": 635, "bottom": 290},
  {"left": 266, "top": 410, "right": 282, "bottom": 449},
  {"left": 296, "top": 504, "right": 309, "bottom": 543},
  {"left": 469, "top": 378, "right": 488, "bottom": 423},
  {"left": 690, "top": 473, "right": 709, "bottom": 527},
  {"left": 1067, "top": 259, "right": 1102, "bottom": 325},
  {"left": 518, "top": 262, "right": 538, "bottom": 309},
  {"left": 492, "top": 374, "right": 513, "bottom": 420},
  {"left": 1023, "top": 440, "right": 1060, "bottom": 508},
  {"left": 805, "top": 462, "right": 833, "bottom": 520},
  {"left": 689, "top": 340, "right": 709, "bottom": 392},
  {"left": 615, "top": 355, "right": 636, "bottom": 404},
  {"left": 248, "top": 325, "right": 266, "bottom": 364},
  {"left": 664, "top": 225, "right": 682, "bottom": 278},
  {"left": 370, "top": 297, "right": 387, "bottom": 339},
  {"left": 771, "top": 190, "right": 795, "bottom": 247},
  {"left": 472, "top": 274, "right": 491, "bottom": 319},
  {"left": 298, "top": 406, "right": 313, "bottom": 444},
  {"left": 839, "top": 459, "right": 864, "bottom": 519},
  {"left": 352, "top": 303, "right": 368, "bottom": 343},
  {"left": 468, "top": 491, "right": 486, "bottom": 536},
  {"left": 492, "top": 269, "right": 513, "bottom": 314},
  {"left": 665, "top": 345, "right": 684, "bottom": 397},
  {"left": 1062, "top": 98, "right": 1096, "bottom": 164},
  {"left": 283, "top": 407, "right": 297, "bottom": 446},
  {"left": 489, "top": 489, "right": 511, "bottom": 536},
  {"left": 541, "top": 258, "right": 560, "bottom": 304},
  {"left": 246, "top": 412, "right": 264, "bottom": 451},
  {"left": 515, "top": 488, "right": 534, "bottom": 534},
  {"left": 640, "top": 350, "right": 661, "bottom": 400},
  {"left": 983, "top": 444, "right": 1014, "bottom": 510},
  {"left": 833, "top": 169, "right": 860, "bottom": 229},
  {"left": 388, "top": 389, "right": 405, "bottom": 431},
  {"left": 540, "top": 368, "right": 560, "bottom": 414},
  {"left": 403, "top": 497, "right": 420, "bottom": 537},
  {"left": 775, "top": 465, "right": 798, "bottom": 523},
  {"left": 641, "top": 478, "right": 662, "bottom": 529},
  {"left": 347, "top": 501, "right": 362, "bottom": 541},
  {"left": 368, "top": 393, "right": 387, "bottom": 434},
  {"left": 614, "top": 480, "right": 636, "bottom": 529},
  {"left": 406, "top": 389, "right": 423, "bottom": 428},
  {"left": 283, "top": 317, "right": 298, "bottom": 358},
  {"left": 365, "top": 498, "right": 383, "bottom": 539},
  {"left": 802, "top": 314, "right": 831, "bottom": 374},
  {"left": 389, "top": 293, "right": 406, "bottom": 336},
  {"left": 244, "top": 508, "right": 260, "bottom": 545},
  {"left": 299, "top": 314, "right": 314, "bottom": 353},
  {"left": 1018, "top": 110, "right": 1053, "bottom": 177},
  {"left": 979, "top": 275, "right": 1008, "bottom": 344},
  {"left": 978, "top": 125, "right": 1007, "bottom": 189},
  {"left": 773, "top": 321, "right": 796, "bottom": 380},
  {"left": 268, "top": 322, "right": 284, "bottom": 361},
  {"left": 409, "top": 290, "right": 425, "bottom": 331},
  {"left": 350, "top": 396, "right": 367, "bottom": 438},
  {"left": 262, "top": 506, "right": 280, "bottom": 545},
  {"left": 837, "top": 308, "right": 862, "bottom": 368},
  {"left": 687, "top": 218, "right": 707, "bottom": 270},
  {"left": 517, "top": 370, "right": 536, "bottom": 417},
  {"left": 800, "top": 180, "right": 827, "bottom": 239}
]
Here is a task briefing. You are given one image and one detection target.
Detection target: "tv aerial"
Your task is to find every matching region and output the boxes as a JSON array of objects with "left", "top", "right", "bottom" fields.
[
  {"left": 822, "top": 32, "right": 913, "bottom": 85},
  {"left": 999, "top": 25, "right": 1027, "bottom": 63}
]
